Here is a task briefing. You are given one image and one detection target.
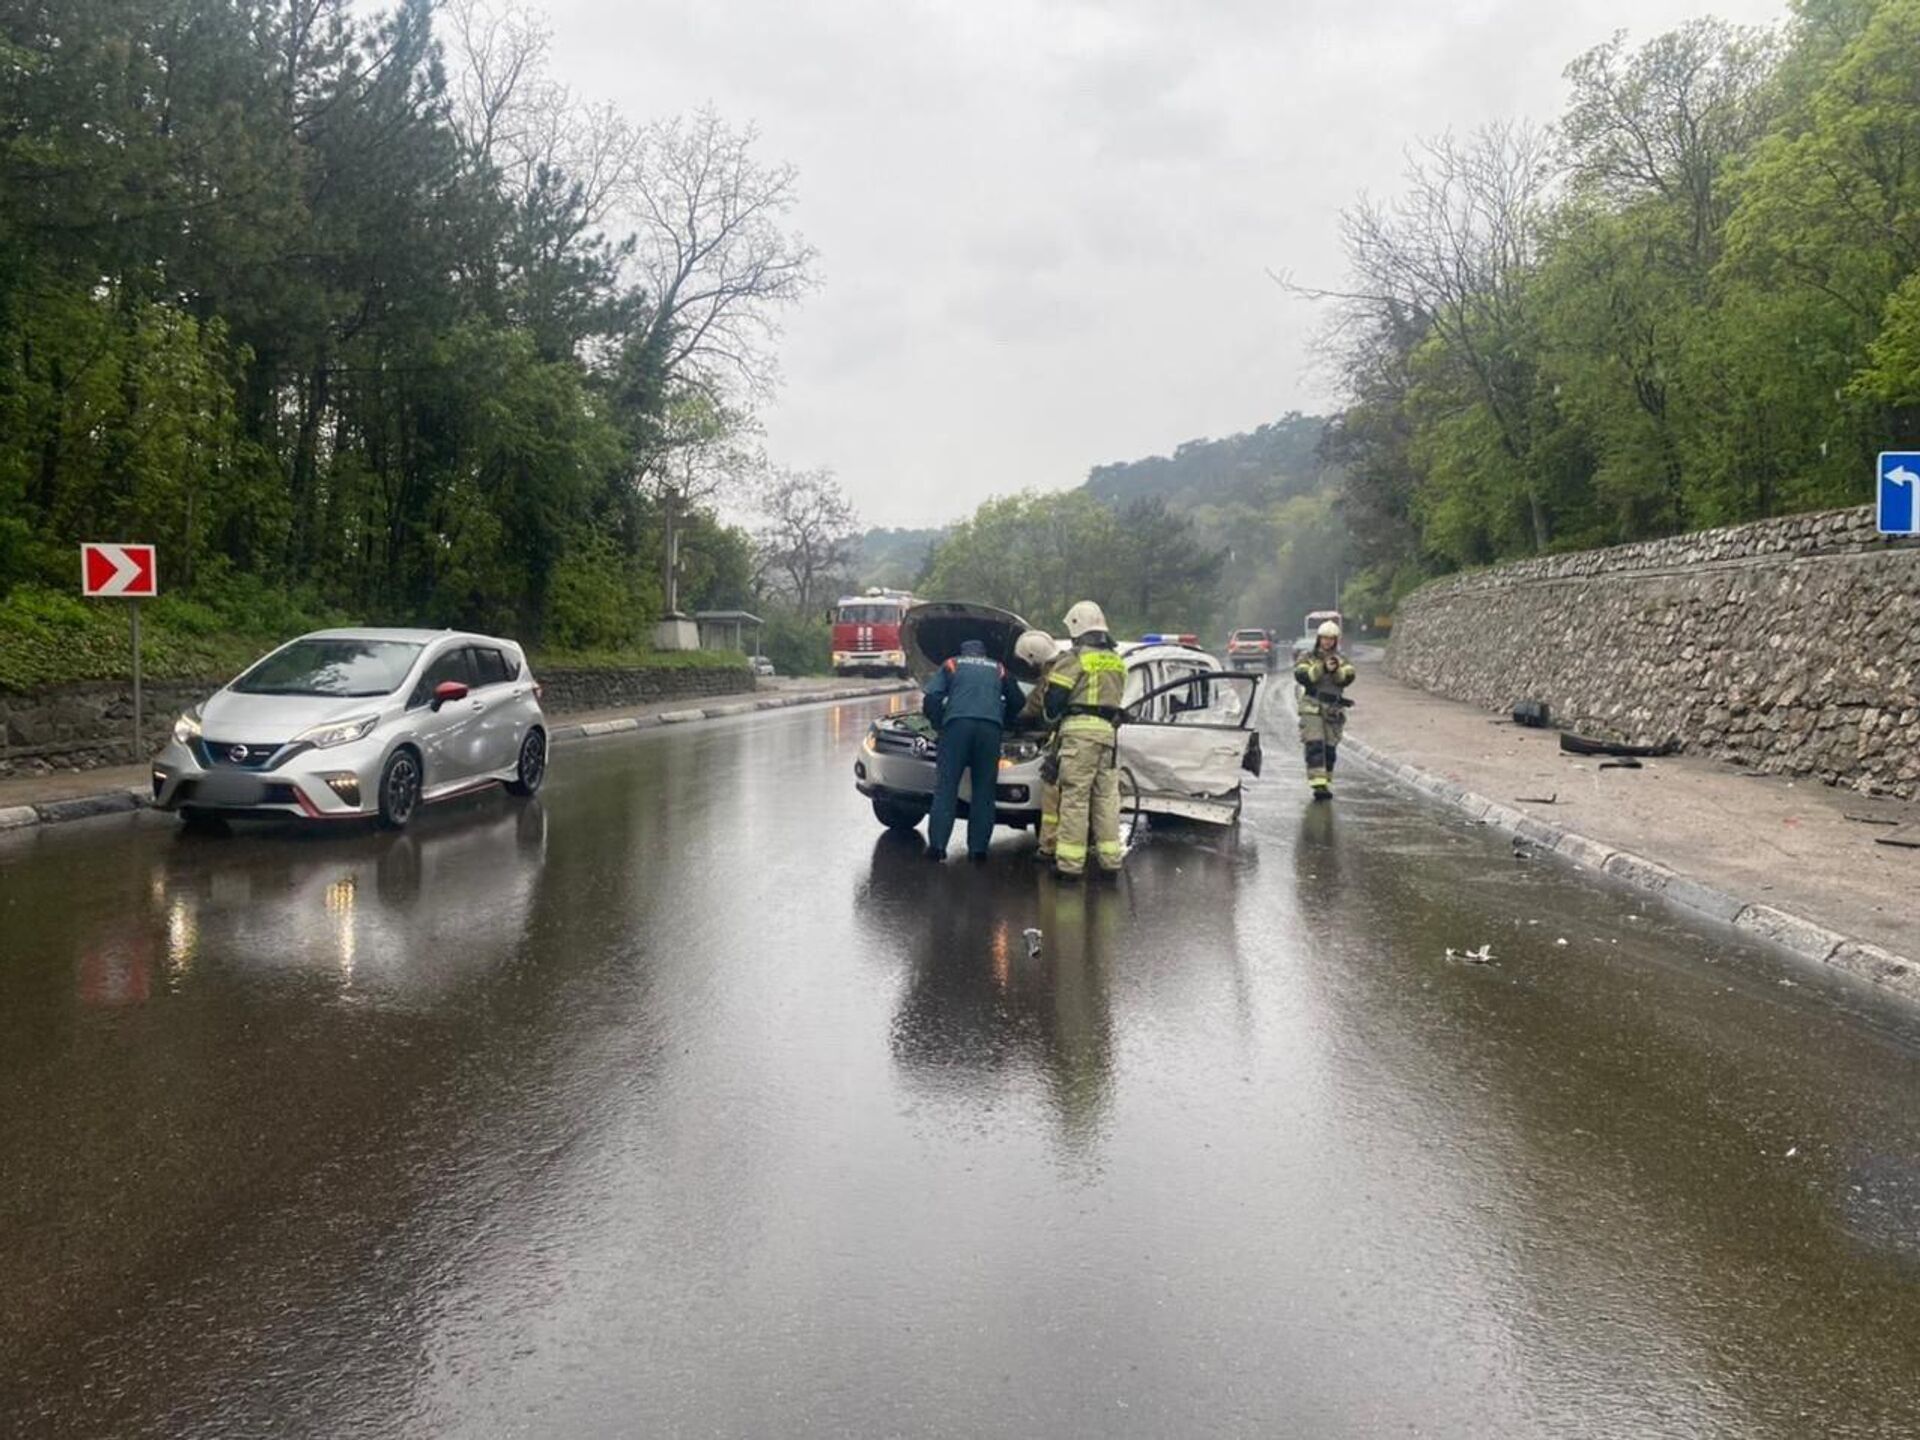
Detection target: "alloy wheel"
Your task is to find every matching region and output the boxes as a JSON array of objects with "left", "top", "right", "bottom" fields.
[
  {"left": 384, "top": 753, "right": 420, "bottom": 826},
  {"left": 519, "top": 730, "right": 546, "bottom": 792}
]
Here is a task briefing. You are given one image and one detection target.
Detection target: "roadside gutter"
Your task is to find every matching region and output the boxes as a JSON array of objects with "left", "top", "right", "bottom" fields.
[{"left": 1340, "top": 733, "right": 1920, "bottom": 1008}]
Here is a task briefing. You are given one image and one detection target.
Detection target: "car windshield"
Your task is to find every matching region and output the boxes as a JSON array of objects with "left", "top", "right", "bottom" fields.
[
  {"left": 231, "top": 639, "right": 423, "bottom": 697},
  {"left": 1232, "top": 630, "right": 1266, "bottom": 641}
]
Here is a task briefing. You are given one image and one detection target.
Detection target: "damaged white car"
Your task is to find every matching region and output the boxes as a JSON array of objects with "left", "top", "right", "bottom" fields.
[{"left": 853, "top": 601, "right": 1264, "bottom": 836}]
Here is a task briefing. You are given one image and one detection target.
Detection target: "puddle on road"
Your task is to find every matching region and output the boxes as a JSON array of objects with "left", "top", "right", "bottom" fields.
[{"left": 2, "top": 705, "right": 1919, "bottom": 1439}]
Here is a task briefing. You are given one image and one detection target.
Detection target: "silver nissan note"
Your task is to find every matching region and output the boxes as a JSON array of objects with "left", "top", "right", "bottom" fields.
[{"left": 151, "top": 628, "right": 548, "bottom": 829}]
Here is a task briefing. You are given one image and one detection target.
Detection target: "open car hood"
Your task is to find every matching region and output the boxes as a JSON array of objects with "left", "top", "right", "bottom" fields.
[{"left": 899, "top": 602, "right": 1038, "bottom": 685}]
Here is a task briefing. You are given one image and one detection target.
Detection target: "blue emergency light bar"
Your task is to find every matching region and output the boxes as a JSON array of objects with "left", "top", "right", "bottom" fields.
[{"left": 1138, "top": 633, "right": 1200, "bottom": 645}]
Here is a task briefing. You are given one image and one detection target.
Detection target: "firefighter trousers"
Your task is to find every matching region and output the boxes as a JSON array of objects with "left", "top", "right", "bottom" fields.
[
  {"left": 1055, "top": 730, "right": 1122, "bottom": 875},
  {"left": 1297, "top": 709, "right": 1344, "bottom": 788}
]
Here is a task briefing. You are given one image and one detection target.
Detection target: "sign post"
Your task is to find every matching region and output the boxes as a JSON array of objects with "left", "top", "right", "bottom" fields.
[
  {"left": 131, "top": 602, "right": 142, "bottom": 764},
  {"left": 80, "top": 543, "right": 159, "bottom": 760}
]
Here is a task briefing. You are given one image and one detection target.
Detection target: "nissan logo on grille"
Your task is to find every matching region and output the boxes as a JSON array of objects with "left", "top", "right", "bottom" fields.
[{"left": 229, "top": 745, "right": 251, "bottom": 763}]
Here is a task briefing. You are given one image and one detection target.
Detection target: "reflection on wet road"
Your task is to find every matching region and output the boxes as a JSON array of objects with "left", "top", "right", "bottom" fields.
[{"left": 3, "top": 697, "right": 1920, "bottom": 1437}]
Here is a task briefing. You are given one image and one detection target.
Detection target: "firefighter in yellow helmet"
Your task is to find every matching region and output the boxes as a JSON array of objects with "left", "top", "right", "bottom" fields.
[
  {"left": 1043, "top": 602, "right": 1128, "bottom": 876},
  {"left": 1294, "top": 619, "right": 1355, "bottom": 799},
  {"left": 1014, "top": 629, "right": 1064, "bottom": 859}
]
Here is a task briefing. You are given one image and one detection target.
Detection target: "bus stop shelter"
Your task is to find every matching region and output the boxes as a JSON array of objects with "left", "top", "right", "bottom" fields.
[{"left": 694, "top": 610, "right": 765, "bottom": 657}]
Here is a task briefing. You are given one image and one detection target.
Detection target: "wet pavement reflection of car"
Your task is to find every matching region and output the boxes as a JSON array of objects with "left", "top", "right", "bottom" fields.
[
  {"left": 9, "top": 699, "right": 1920, "bottom": 1439},
  {"left": 66, "top": 794, "right": 551, "bottom": 1008}
]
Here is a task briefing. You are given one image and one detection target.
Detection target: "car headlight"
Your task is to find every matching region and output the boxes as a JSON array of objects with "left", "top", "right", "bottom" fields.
[
  {"left": 1001, "top": 738, "right": 1041, "bottom": 763},
  {"left": 294, "top": 715, "right": 379, "bottom": 749},
  {"left": 173, "top": 708, "right": 203, "bottom": 745}
]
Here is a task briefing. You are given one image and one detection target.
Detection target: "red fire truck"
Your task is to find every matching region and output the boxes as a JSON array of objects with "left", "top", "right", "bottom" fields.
[{"left": 830, "top": 588, "right": 918, "bottom": 676}]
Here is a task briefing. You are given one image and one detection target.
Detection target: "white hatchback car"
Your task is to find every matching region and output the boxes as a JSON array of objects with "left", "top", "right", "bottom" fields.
[
  {"left": 854, "top": 602, "right": 1264, "bottom": 835},
  {"left": 152, "top": 628, "right": 548, "bottom": 829}
]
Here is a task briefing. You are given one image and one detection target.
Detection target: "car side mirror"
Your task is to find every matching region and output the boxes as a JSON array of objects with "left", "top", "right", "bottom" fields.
[{"left": 432, "top": 680, "right": 469, "bottom": 709}]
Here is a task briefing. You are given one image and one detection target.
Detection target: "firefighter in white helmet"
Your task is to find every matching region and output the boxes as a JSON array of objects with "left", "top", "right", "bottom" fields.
[
  {"left": 1043, "top": 601, "right": 1127, "bottom": 876},
  {"left": 1013, "top": 630, "right": 1064, "bottom": 859},
  {"left": 1293, "top": 619, "right": 1355, "bottom": 799}
]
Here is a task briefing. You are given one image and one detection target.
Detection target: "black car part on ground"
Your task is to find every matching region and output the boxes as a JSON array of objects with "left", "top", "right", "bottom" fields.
[
  {"left": 1559, "top": 731, "right": 1678, "bottom": 758},
  {"left": 1512, "top": 699, "right": 1551, "bottom": 728}
]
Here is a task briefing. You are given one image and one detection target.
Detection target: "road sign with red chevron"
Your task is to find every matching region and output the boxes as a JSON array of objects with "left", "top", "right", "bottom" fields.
[{"left": 81, "top": 543, "right": 157, "bottom": 598}]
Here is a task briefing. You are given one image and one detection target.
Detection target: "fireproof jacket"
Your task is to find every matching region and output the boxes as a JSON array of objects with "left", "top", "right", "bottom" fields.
[
  {"left": 1292, "top": 649, "right": 1355, "bottom": 716},
  {"left": 1043, "top": 635, "right": 1128, "bottom": 738},
  {"left": 923, "top": 640, "right": 1024, "bottom": 729}
]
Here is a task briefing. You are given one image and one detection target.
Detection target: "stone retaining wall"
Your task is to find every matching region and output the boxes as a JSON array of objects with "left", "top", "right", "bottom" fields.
[
  {"left": 0, "top": 664, "right": 754, "bottom": 778},
  {"left": 0, "top": 682, "right": 214, "bottom": 778},
  {"left": 1387, "top": 505, "right": 1920, "bottom": 797}
]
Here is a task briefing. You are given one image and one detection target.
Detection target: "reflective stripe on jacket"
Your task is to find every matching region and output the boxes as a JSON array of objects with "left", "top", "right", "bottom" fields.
[
  {"left": 1045, "top": 643, "right": 1127, "bottom": 738},
  {"left": 1293, "top": 653, "right": 1355, "bottom": 717}
]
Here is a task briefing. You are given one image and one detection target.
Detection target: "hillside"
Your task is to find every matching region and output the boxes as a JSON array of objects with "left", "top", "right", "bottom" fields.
[
  {"left": 1081, "top": 412, "right": 1341, "bottom": 634},
  {"left": 911, "top": 411, "right": 1343, "bottom": 640},
  {"left": 1083, "top": 413, "right": 1324, "bottom": 512},
  {"left": 856, "top": 527, "right": 946, "bottom": 590}
]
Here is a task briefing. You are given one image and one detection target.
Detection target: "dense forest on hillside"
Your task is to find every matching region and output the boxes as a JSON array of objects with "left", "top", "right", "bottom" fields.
[
  {"left": 0, "top": 0, "right": 844, "bottom": 684},
  {"left": 916, "top": 413, "right": 1340, "bottom": 639},
  {"left": 1311, "top": 0, "right": 1920, "bottom": 622},
  {"left": 855, "top": 528, "right": 945, "bottom": 591},
  {"left": 1084, "top": 416, "right": 1322, "bottom": 514},
  {"left": 1083, "top": 414, "right": 1341, "bottom": 634}
]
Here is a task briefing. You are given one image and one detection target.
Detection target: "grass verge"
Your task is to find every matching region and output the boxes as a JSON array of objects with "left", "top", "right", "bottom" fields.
[{"left": 0, "top": 584, "right": 755, "bottom": 692}]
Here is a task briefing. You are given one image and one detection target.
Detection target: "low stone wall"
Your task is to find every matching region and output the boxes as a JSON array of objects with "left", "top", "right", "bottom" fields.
[
  {"left": 533, "top": 665, "right": 752, "bottom": 716},
  {"left": 1387, "top": 506, "right": 1920, "bottom": 797},
  {"left": 0, "top": 664, "right": 754, "bottom": 778}
]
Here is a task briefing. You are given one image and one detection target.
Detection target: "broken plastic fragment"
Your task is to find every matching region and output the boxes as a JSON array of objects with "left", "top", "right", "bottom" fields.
[{"left": 1022, "top": 927, "right": 1042, "bottom": 959}]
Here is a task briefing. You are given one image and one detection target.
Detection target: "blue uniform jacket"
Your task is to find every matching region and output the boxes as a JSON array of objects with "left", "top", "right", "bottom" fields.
[{"left": 923, "top": 653, "right": 1023, "bottom": 729}]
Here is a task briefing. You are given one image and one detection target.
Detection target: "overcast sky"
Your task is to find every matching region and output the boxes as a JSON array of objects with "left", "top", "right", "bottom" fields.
[{"left": 540, "top": 0, "right": 1788, "bottom": 530}]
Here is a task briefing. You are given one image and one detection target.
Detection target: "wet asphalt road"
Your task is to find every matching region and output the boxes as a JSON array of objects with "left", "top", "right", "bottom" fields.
[{"left": 5, "top": 695, "right": 1920, "bottom": 1438}]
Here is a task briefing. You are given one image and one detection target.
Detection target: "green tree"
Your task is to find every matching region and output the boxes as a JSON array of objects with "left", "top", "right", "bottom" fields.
[
  {"left": 1299, "top": 0, "right": 1920, "bottom": 598},
  {"left": 0, "top": 0, "right": 811, "bottom": 665}
]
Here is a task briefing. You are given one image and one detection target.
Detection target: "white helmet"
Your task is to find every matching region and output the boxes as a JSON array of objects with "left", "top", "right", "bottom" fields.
[
  {"left": 1063, "top": 600, "right": 1109, "bottom": 638},
  {"left": 1317, "top": 620, "right": 1342, "bottom": 640},
  {"left": 1014, "top": 629, "right": 1060, "bottom": 668}
]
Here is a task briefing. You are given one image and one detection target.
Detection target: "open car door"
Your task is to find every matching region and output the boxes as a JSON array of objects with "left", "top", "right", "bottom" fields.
[{"left": 1117, "top": 670, "right": 1263, "bottom": 825}]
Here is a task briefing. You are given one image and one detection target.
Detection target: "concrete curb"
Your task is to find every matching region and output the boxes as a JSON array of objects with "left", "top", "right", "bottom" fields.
[
  {"left": 1341, "top": 734, "right": 1920, "bottom": 1006},
  {"left": 0, "top": 681, "right": 915, "bottom": 835}
]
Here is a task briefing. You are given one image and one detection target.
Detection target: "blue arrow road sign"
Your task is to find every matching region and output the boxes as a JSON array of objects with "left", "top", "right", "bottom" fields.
[{"left": 1881, "top": 452, "right": 1919, "bottom": 535}]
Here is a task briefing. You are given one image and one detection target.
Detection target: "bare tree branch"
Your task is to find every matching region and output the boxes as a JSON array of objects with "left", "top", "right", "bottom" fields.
[{"left": 753, "top": 468, "right": 860, "bottom": 613}]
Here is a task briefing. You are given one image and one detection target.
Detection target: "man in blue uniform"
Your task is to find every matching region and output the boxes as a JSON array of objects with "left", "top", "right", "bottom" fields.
[{"left": 923, "top": 639, "right": 1024, "bottom": 861}]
